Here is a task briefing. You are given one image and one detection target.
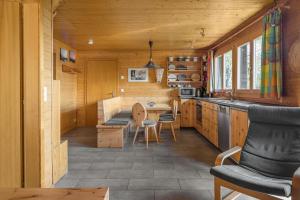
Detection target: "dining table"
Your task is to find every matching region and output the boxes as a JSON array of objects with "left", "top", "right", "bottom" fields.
[{"left": 144, "top": 103, "right": 172, "bottom": 141}]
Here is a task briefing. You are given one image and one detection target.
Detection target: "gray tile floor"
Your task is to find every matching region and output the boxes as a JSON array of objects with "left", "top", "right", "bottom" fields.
[{"left": 56, "top": 127, "right": 255, "bottom": 200}]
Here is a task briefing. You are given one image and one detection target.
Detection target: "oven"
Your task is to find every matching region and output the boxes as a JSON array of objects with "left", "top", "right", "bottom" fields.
[{"left": 178, "top": 87, "right": 196, "bottom": 98}]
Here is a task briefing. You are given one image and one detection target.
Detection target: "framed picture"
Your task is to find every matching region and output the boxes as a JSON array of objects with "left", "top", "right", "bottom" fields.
[
  {"left": 60, "top": 48, "right": 68, "bottom": 62},
  {"left": 69, "top": 50, "right": 76, "bottom": 63},
  {"left": 128, "top": 68, "right": 149, "bottom": 82}
]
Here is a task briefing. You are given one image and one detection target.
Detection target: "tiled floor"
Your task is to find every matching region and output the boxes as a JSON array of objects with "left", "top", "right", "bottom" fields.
[{"left": 56, "top": 127, "right": 255, "bottom": 200}]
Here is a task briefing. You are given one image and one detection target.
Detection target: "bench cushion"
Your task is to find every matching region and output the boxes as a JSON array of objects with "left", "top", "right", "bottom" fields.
[
  {"left": 113, "top": 111, "right": 132, "bottom": 119},
  {"left": 104, "top": 118, "right": 130, "bottom": 126},
  {"left": 210, "top": 165, "right": 292, "bottom": 197},
  {"left": 104, "top": 111, "right": 133, "bottom": 126}
]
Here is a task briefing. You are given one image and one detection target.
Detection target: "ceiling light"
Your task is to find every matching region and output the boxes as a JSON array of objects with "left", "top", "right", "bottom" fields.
[
  {"left": 88, "top": 39, "right": 94, "bottom": 45},
  {"left": 144, "top": 40, "right": 164, "bottom": 83},
  {"left": 145, "top": 40, "right": 157, "bottom": 68}
]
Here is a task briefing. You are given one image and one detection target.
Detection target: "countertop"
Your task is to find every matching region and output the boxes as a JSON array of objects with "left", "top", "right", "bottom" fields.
[{"left": 180, "top": 96, "right": 258, "bottom": 110}]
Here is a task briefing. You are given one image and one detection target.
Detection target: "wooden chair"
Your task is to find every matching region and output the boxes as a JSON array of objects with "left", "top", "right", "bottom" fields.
[
  {"left": 210, "top": 105, "right": 300, "bottom": 200},
  {"left": 132, "top": 103, "right": 159, "bottom": 148},
  {"left": 157, "top": 99, "right": 178, "bottom": 142}
]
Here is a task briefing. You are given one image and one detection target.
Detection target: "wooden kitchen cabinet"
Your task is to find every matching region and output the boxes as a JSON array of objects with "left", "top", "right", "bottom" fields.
[
  {"left": 230, "top": 108, "right": 249, "bottom": 162},
  {"left": 180, "top": 99, "right": 196, "bottom": 127},
  {"left": 201, "top": 102, "right": 218, "bottom": 146}
]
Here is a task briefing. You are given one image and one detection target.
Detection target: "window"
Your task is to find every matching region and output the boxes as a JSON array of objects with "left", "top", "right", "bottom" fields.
[
  {"left": 253, "top": 36, "right": 262, "bottom": 90},
  {"left": 214, "top": 56, "right": 223, "bottom": 90},
  {"left": 223, "top": 51, "right": 232, "bottom": 90},
  {"left": 237, "top": 43, "right": 250, "bottom": 89}
]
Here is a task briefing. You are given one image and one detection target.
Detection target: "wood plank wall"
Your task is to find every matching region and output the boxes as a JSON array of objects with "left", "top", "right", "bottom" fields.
[
  {"left": 213, "top": 0, "right": 300, "bottom": 106},
  {"left": 76, "top": 49, "right": 206, "bottom": 126},
  {"left": 0, "top": 0, "right": 22, "bottom": 187},
  {"left": 281, "top": 0, "right": 300, "bottom": 106},
  {"left": 53, "top": 40, "right": 79, "bottom": 134},
  {"left": 40, "top": 0, "right": 54, "bottom": 187},
  {"left": 23, "top": 1, "right": 41, "bottom": 187}
]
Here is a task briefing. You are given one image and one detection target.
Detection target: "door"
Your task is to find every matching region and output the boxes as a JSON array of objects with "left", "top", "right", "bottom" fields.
[{"left": 86, "top": 60, "right": 118, "bottom": 126}]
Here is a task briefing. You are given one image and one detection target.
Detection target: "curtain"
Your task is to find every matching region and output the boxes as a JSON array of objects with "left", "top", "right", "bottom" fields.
[
  {"left": 261, "top": 8, "right": 283, "bottom": 99},
  {"left": 208, "top": 50, "right": 214, "bottom": 93}
]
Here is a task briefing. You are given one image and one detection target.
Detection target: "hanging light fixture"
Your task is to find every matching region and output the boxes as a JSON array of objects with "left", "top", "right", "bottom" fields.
[{"left": 144, "top": 40, "right": 164, "bottom": 83}]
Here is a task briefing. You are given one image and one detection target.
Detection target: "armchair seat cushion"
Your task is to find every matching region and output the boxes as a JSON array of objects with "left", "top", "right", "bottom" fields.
[{"left": 210, "top": 165, "right": 292, "bottom": 197}]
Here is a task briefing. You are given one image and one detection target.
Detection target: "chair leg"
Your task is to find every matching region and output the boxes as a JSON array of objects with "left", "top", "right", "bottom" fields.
[
  {"left": 158, "top": 122, "right": 162, "bottom": 138},
  {"left": 133, "top": 126, "right": 139, "bottom": 145},
  {"left": 170, "top": 123, "right": 176, "bottom": 142},
  {"left": 145, "top": 126, "right": 149, "bottom": 149},
  {"left": 214, "top": 178, "right": 222, "bottom": 200},
  {"left": 153, "top": 126, "right": 159, "bottom": 144}
]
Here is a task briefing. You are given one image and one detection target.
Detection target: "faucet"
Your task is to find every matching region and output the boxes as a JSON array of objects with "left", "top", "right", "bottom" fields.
[{"left": 226, "top": 90, "right": 234, "bottom": 102}]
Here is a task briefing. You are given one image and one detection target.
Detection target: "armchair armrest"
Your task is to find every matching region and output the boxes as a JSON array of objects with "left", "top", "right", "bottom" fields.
[
  {"left": 215, "top": 146, "right": 242, "bottom": 166},
  {"left": 292, "top": 167, "right": 300, "bottom": 199}
]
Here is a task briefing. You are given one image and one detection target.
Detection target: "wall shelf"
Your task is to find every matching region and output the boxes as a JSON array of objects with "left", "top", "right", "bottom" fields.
[
  {"left": 167, "top": 58, "right": 202, "bottom": 88},
  {"left": 62, "top": 64, "right": 81, "bottom": 74}
]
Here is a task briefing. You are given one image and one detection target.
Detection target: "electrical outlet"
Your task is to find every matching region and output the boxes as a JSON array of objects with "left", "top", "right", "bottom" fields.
[{"left": 120, "top": 88, "right": 125, "bottom": 93}]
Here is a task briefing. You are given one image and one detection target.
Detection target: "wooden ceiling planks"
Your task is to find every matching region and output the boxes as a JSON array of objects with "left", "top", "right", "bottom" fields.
[{"left": 53, "top": 0, "right": 273, "bottom": 50}]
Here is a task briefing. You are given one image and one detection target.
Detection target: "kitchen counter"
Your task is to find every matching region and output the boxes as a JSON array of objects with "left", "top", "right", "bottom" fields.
[{"left": 180, "top": 96, "right": 259, "bottom": 110}]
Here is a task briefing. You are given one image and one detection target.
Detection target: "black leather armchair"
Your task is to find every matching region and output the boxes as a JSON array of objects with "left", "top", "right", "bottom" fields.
[{"left": 210, "top": 105, "right": 300, "bottom": 200}]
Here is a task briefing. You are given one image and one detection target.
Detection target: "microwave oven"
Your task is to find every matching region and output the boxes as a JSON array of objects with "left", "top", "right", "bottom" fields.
[{"left": 178, "top": 87, "right": 196, "bottom": 97}]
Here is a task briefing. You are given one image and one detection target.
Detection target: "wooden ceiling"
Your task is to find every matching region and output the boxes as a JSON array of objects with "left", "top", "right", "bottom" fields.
[{"left": 53, "top": 0, "right": 273, "bottom": 50}]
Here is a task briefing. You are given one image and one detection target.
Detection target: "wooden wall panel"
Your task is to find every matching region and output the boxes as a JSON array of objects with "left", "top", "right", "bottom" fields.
[
  {"left": 23, "top": 2, "right": 41, "bottom": 187},
  {"left": 60, "top": 73, "right": 78, "bottom": 134},
  {"left": 0, "top": 0, "right": 22, "bottom": 187},
  {"left": 212, "top": 0, "right": 300, "bottom": 106},
  {"left": 40, "top": 0, "right": 53, "bottom": 188},
  {"left": 281, "top": 0, "right": 300, "bottom": 106},
  {"left": 54, "top": 40, "right": 79, "bottom": 134}
]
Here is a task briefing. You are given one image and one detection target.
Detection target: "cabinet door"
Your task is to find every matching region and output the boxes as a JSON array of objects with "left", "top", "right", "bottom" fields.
[
  {"left": 230, "top": 109, "right": 249, "bottom": 162},
  {"left": 201, "top": 103, "right": 210, "bottom": 138},
  {"left": 210, "top": 109, "right": 218, "bottom": 147},
  {"left": 180, "top": 99, "right": 194, "bottom": 127}
]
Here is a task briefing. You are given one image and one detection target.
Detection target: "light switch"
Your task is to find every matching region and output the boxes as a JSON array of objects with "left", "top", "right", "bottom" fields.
[
  {"left": 43, "top": 87, "right": 48, "bottom": 102},
  {"left": 120, "top": 75, "right": 125, "bottom": 80},
  {"left": 120, "top": 88, "right": 125, "bottom": 93}
]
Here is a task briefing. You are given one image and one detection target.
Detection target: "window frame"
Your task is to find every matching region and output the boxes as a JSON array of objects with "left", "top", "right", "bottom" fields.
[
  {"left": 223, "top": 50, "right": 233, "bottom": 90},
  {"left": 237, "top": 42, "right": 251, "bottom": 90},
  {"left": 214, "top": 55, "right": 223, "bottom": 91},
  {"left": 253, "top": 35, "right": 262, "bottom": 91}
]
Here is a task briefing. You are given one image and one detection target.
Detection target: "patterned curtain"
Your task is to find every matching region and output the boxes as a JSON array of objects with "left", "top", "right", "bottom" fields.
[{"left": 261, "top": 8, "right": 283, "bottom": 99}]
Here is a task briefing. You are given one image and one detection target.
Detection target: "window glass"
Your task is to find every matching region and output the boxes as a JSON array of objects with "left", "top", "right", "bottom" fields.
[
  {"left": 214, "top": 56, "right": 223, "bottom": 90},
  {"left": 253, "top": 36, "right": 262, "bottom": 89},
  {"left": 237, "top": 43, "right": 250, "bottom": 89},
  {"left": 223, "top": 51, "right": 232, "bottom": 90}
]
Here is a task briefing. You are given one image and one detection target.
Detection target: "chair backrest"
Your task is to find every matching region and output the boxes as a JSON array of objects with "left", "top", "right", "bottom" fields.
[
  {"left": 172, "top": 100, "right": 178, "bottom": 120},
  {"left": 132, "top": 103, "right": 147, "bottom": 127},
  {"left": 240, "top": 105, "right": 300, "bottom": 180}
]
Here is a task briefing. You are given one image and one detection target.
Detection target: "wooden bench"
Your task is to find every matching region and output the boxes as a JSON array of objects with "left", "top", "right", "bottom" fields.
[{"left": 97, "top": 97, "right": 132, "bottom": 148}]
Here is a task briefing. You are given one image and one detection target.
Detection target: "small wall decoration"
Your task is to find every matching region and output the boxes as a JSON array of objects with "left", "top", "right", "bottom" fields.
[
  {"left": 60, "top": 48, "right": 68, "bottom": 62},
  {"left": 69, "top": 50, "right": 76, "bottom": 63},
  {"left": 128, "top": 68, "right": 148, "bottom": 82}
]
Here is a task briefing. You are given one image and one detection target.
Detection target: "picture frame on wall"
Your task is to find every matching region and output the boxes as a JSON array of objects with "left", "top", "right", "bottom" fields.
[
  {"left": 128, "top": 68, "right": 149, "bottom": 82},
  {"left": 69, "top": 50, "right": 76, "bottom": 63},
  {"left": 60, "top": 48, "right": 68, "bottom": 62}
]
